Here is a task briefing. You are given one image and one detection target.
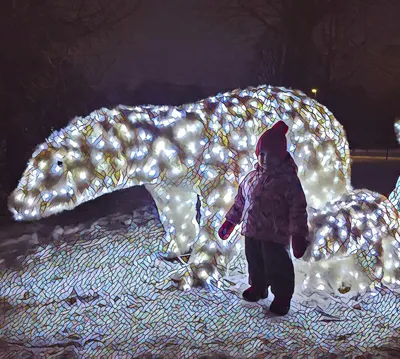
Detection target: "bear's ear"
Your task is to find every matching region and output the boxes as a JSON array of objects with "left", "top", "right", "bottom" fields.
[
  {"left": 33, "top": 148, "right": 52, "bottom": 163},
  {"left": 272, "top": 121, "right": 289, "bottom": 135}
]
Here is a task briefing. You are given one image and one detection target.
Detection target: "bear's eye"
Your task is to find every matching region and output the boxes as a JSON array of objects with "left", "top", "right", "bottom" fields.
[{"left": 57, "top": 161, "right": 63, "bottom": 167}]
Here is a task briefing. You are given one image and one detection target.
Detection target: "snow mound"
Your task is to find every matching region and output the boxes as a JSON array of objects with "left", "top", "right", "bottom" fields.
[{"left": 0, "top": 205, "right": 400, "bottom": 358}]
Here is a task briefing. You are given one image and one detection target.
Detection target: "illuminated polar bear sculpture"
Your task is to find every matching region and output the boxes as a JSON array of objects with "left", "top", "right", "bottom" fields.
[
  {"left": 8, "top": 85, "right": 352, "bottom": 289},
  {"left": 294, "top": 118, "right": 400, "bottom": 295},
  {"left": 297, "top": 189, "right": 400, "bottom": 296}
]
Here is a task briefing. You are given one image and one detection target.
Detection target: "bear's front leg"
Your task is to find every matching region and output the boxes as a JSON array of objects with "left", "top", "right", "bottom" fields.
[
  {"left": 144, "top": 183, "right": 200, "bottom": 260},
  {"left": 186, "top": 176, "right": 245, "bottom": 289}
]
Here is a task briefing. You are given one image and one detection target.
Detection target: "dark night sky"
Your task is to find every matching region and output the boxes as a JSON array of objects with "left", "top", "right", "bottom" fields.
[
  {"left": 79, "top": 0, "right": 262, "bottom": 91},
  {"left": 75, "top": 0, "right": 400, "bottom": 98}
]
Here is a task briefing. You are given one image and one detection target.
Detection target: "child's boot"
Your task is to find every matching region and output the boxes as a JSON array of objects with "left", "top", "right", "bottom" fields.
[
  {"left": 242, "top": 286, "right": 269, "bottom": 302},
  {"left": 270, "top": 296, "right": 291, "bottom": 316}
]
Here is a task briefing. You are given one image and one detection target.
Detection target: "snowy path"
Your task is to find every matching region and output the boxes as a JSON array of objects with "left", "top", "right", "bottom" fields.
[{"left": 0, "top": 198, "right": 400, "bottom": 358}]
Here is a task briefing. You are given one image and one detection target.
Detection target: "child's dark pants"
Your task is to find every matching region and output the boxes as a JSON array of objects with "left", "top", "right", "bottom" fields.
[{"left": 245, "top": 237, "right": 295, "bottom": 299}]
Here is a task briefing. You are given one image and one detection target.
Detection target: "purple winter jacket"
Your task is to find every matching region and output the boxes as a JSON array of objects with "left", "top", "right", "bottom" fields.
[{"left": 225, "top": 154, "right": 309, "bottom": 245}]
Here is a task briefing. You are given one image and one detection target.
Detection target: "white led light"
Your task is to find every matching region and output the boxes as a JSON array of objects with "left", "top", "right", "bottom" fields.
[{"left": 8, "top": 85, "right": 400, "bottom": 296}]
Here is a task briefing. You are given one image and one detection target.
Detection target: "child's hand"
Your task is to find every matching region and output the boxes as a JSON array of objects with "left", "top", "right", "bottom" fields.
[
  {"left": 218, "top": 221, "right": 235, "bottom": 240},
  {"left": 292, "top": 235, "right": 309, "bottom": 259}
]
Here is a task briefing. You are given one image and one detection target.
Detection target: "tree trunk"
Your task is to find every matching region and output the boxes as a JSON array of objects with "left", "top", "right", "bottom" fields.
[{"left": 280, "top": 0, "right": 321, "bottom": 91}]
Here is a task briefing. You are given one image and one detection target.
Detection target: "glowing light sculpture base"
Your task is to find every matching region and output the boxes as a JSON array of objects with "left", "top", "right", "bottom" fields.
[{"left": 1, "top": 206, "right": 399, "bottom": 357}]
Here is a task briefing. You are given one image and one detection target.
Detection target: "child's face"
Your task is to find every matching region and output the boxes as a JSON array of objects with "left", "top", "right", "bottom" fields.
[{"left": 258, "top": 151, "right": 280, "bottom": 169}]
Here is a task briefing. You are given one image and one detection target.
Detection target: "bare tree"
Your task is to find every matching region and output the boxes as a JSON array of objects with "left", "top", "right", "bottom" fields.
[
  {"left": 250, "top": 28, "right": 285, "bottom": 85},
  {"left": 222, "top": 0, "right": 337, "bottom": 90},
  {"left": 1, "top": 0, "right": 142, "bottom": 218},
  {"left": 1, "top": 0, "right": 141, "bottom": 99},
  {"left": 222, "top": 0, "right": 400, "bottom": 93}
]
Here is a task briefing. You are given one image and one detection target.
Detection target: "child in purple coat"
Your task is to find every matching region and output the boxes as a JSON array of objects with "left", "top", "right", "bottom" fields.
[{"left": 218, "top": 121, "right": 309, "bottom": 316}]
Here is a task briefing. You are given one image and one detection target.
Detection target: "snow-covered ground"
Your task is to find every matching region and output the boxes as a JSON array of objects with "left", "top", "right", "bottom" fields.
[{"left": 1, "top": 193, "right": 400, "bottom": 358}]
